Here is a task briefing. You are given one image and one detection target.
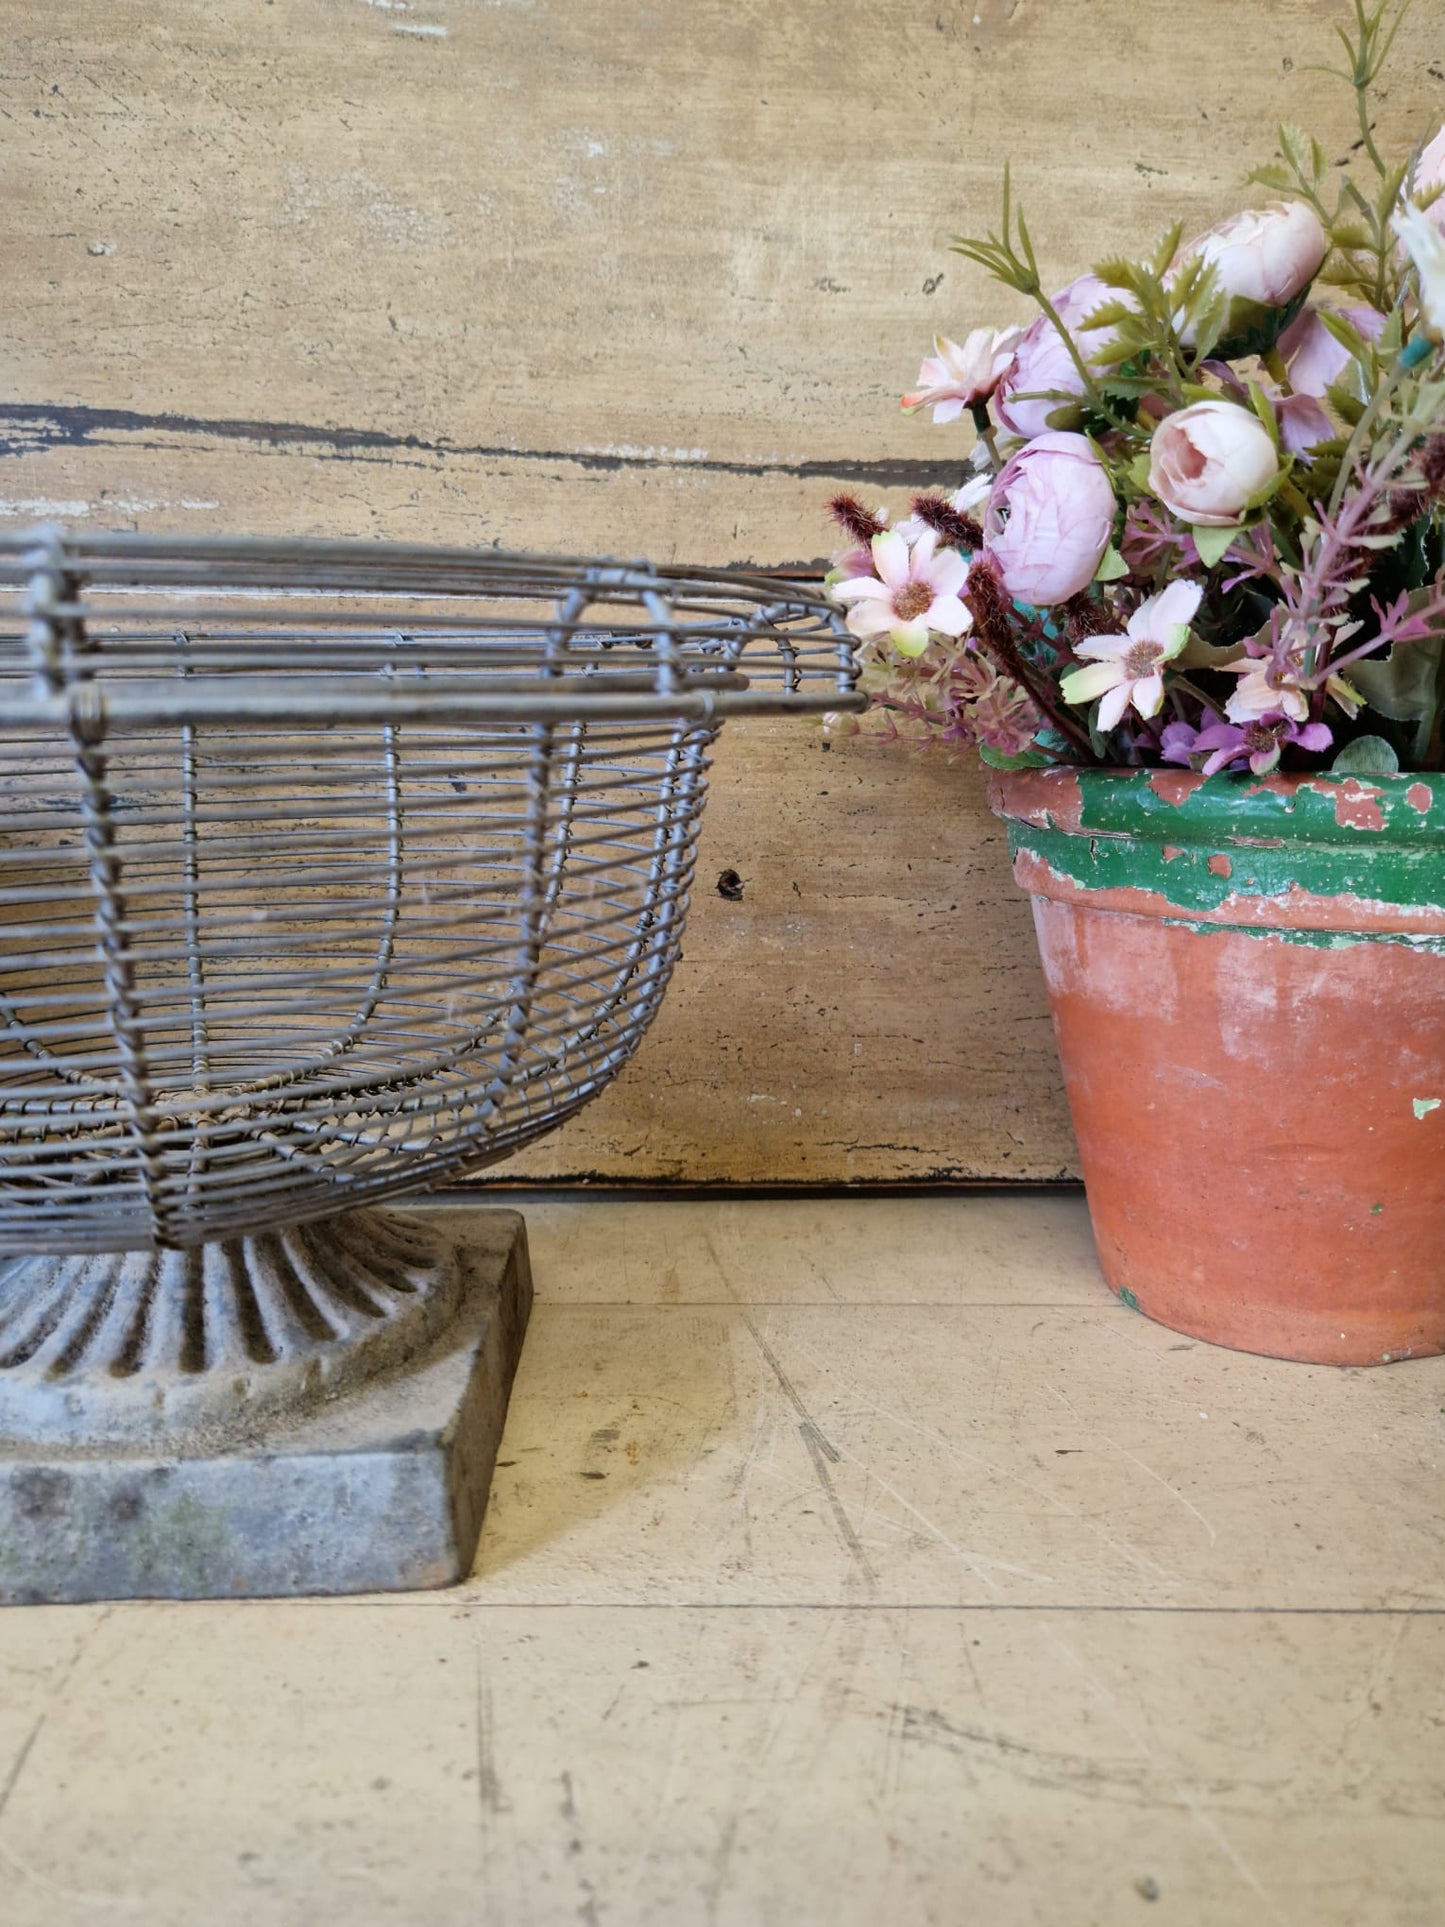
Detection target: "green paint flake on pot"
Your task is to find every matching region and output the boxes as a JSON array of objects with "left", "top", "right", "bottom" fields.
[
  {"left": 1118, "top": 1287, "right": 1140, "bottom": 1311},
  {"left": 1413, "top": 1097, "right": 1441, "bottom": 1119},
  {"left": 1009, "top": 822, "right": 1445, "bottom": 925}
]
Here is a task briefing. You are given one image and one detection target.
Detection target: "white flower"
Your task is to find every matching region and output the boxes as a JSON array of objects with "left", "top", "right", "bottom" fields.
[
  {"left": 1394, "top": 200, "right": 1445, "bottom": 339},
  {"left": 829, "top": 528, "right": 972, "bottom": 658},
  {"left": 1060, "top": 581, "right": 1203, "bottom": 729},
  {"left": 901, "top": 328, "right": 1023, "bottom": 423}
]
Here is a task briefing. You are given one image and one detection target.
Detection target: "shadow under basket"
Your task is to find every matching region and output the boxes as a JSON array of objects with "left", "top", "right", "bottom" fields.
[
  {"left": 0, "top": 528, "right": 862, "bottom": 1600},
  {"left": 990, "top": 765, "right": 1445, "bottom": 1368}
]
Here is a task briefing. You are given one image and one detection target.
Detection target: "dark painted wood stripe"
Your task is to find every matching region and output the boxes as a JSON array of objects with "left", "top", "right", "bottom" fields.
[{"left": 0, "top": 402, "right": 943, "bottom": 490}]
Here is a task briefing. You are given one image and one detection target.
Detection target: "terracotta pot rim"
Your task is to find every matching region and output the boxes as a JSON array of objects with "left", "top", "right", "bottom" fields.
[
  {"left": 988, "top": 765, "right": 1445, "bottom": 937},
  {"left": 987, "top": 765, "right": 1445, "bottom": 848}
]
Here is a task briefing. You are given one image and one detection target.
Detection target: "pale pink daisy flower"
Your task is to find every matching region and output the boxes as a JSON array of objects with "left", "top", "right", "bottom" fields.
[
  {"left": 901, "top": 328, "right": 1024, "bottom": 423},
  {"left": 1059, "top": 580, "right": 1203, "bottom": 729},
  {"left": 830, "top": 529, "right": 972, "bottom": 659}
]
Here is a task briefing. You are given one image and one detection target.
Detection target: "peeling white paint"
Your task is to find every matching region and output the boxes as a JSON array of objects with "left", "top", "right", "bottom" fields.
[
  {"left": 0, "top": 497, "right": 222, "bottom": 519},
  {"left": 392, "top": 20, "right": 447, "bottom": 34},
  {"left": 0, "top": 498, "right": 91, "bottom": 518},
  {"left": 280, "top": 165, "right": 445, "bottom": 247},
  {"left": 585, "top": 444, "right": 710, "bottom": 464}
]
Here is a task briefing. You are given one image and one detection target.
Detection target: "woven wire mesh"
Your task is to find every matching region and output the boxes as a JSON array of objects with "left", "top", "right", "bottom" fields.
[{"left": 0, "top": 529, "right": 860, "bottom": 1254}]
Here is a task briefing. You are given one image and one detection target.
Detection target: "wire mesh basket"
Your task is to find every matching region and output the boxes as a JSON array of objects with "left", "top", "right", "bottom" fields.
[{"left": 0, "top": 528, "right": 861, "bottom": 1258}]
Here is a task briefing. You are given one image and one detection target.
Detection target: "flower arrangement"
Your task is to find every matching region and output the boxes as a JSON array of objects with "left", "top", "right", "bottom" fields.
[{"left": 826, "top": 0, "right": 1445, "bottom": 778}]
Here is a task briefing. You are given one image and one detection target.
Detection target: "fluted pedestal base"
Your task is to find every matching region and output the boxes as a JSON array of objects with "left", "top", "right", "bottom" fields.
[{"left": 0, "top": 1207, "right": 531, "bottom": 1602}]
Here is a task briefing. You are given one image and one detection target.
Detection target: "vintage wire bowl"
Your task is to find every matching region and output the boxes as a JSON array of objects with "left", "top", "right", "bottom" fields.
[{"left": 0, "top": 528, "right": 861, "bottom": 1259}]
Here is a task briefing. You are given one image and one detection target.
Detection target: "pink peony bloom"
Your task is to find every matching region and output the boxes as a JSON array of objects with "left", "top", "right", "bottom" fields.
[
  {"left": 1278, "top": 304, "right": 1386, "bottom": 399},
  {"left": 1177, "top": 201, "right": 1327, "bottom": 339},
  {"left": 902, "top": 328, "right": 1023, "bottom": 423},
  {"left": 994, "top": 275, "right": 1123, "bottom": 439},
  {"left": 982, "top": 431, "right": 1117, "bottom": 606},
  {"left": 829, "top": 528, "right": 972, "bottom": 658},
  {"left": 1059, "top": 580, "right": 1202, "bottom": 729},
  {"left": 1148, "top": 400, "right": 1280, "bottom": 527}
]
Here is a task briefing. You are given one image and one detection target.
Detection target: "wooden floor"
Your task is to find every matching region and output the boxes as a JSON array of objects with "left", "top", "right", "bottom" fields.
[{"left": 3, "top": 1195, "right": 1443, "bottom": 1926}]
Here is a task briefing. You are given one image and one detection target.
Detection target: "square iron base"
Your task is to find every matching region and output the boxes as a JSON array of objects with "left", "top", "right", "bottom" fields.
[{"left": 0, "top": 1208, "right": 532, "bottom": 1604}]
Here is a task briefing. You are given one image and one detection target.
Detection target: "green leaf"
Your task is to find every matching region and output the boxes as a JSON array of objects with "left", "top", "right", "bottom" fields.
[
  {"left": 977, "top": 742, "right": 1052, "bottom": 770},
  {"left": 1280, "top": 122, "right": 1320, "bottom": 186},
  {"left": 1093, "top": 544, "right": 1130, "bottom": 583},
  {"left": 1128, "top": 450, "right": 1154, "bottom": 493},
  {"left": 1077, "top": 299, "right": 1138, "bottom": 331},
  {"left": 1247, "top": 163, "right": 1295, "bottom": 193},
  {"left": 1245, "top": 378, "right": 1282, "bottom": 450},
  {"left": 1327, "top": 220, "right": 1375, "bottom": 252},
  {"left": 1323, "top": 380, "right": 1366, "bottom": 426},
  {"left": 1375, "top": 161, "right": 1409, "bottom": 226},
  {"left": 1091, "top": 257, "right": 1148, "bottom": 297},
  {"left": 1331, "top": 733, "right": 1400, "bottom": 774},
  {"left": 1348, "top": 619, "right": 1445, "bottom": 762},
  {"left": 1191, "top": 522, "right": 1238, "bottom": 569},
  {"left": 1146, "top": 222, "right": 1183, "bottom": 279}
]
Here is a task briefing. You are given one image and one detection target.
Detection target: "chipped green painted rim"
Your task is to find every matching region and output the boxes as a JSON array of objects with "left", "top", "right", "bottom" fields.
[{"left": 987, "top": 768, "right": 1445, "bottom": 943}]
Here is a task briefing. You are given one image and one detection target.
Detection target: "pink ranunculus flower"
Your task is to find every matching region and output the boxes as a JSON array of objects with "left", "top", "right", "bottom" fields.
[
  {"left": 902, "top": 327, "right": 1024, "bottom": 423},
  {"left": 994, "top": 275, "right": 1122, "bottom": 439},
  {"left": 1177, "top": 201, "right": 1327, "bottom": 346},
  {"left": 1059, "top": 580, "right": 1203, "bottom": 729},
  {"left": 829, "top": 528, "right": 972, "bottom": 658},
  {"left": 1278, "top": 304, "right": 1386, "bottom": 399},
  {"left": 982, "top": 431, "right": 1116, "bottom": 606},
  {"left": 1148, "top": 400, "right": 1280, "bottom": 527}
]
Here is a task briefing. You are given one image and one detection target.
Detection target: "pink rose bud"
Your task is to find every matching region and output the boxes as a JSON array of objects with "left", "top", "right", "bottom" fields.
[
  {"left": 982, "top": 430, "right": 1117, "bottom": 605},
  {"left": 1148, "top": 400, "right": 1280, "bottom": 527},
  {"left": 1177, "top": 201, "right": 1327, "bottom": 356},
  {"left": 1277, "top": 303, "right": 1386, "bottom": 399},
  {"left": 994, "top": 274, "right": 1122, "bottom": 439},
  {"left": 1188, "top": 201, "right": 1326, "bottom": 306}
]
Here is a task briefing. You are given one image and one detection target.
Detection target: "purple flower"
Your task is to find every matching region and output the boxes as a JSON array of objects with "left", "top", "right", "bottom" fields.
[
  {"left": 1159, "top": 720, "right": 1202, "bottom": 766},
  {"left": 1184, "top": 713, "right": 1332, "bottom": 776},
  {"left": 994, "top": 275, "right": 1123, "bottom": 438}
]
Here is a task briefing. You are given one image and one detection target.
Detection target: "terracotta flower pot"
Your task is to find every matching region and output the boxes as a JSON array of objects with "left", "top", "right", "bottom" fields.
[{"left": 989, "top": 766, "right": 1445, "bottom": 1365}]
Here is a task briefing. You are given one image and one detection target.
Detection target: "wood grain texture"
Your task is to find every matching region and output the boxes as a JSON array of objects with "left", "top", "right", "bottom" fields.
[{"left": 2, "top": 0, "right": 1440, "bottom": 1179}]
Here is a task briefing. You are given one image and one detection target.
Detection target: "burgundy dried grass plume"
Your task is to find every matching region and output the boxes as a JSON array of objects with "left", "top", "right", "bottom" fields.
[
  {"left": 908, "top": 493, "right": 985, "bottom": 551},
  {"left": 826, "top": 493, "right": 886, "bottom": 546}
]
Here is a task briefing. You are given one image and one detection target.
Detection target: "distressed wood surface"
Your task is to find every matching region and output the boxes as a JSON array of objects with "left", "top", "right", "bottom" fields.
[{"left": 2, "top": 0, "right": 1440, "bottom": 1180}]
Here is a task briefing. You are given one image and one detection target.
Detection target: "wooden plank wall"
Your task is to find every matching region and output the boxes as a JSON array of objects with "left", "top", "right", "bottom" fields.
[{"left": 1, "top": 1, "right": 1439, "bottom": 1181}]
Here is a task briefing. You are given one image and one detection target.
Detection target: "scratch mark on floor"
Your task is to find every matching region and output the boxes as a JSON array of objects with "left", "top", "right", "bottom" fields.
[
  {"left": 800, "top": 1420, "right": 877, "bottom": 1590},
  {"left": 473, "top": 1643, "right": 505, "bottom": 1816},
  {"left": 1047, "top": 1382, "right": 1219, "bottom": 1547},
  {"left": 0, "top": 1719, "right": 43, "bottom": 1830}
]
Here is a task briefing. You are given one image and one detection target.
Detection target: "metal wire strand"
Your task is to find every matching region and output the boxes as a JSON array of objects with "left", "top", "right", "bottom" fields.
[{"left": 0, "top": 528, "right": 862, "bottom": 1253}]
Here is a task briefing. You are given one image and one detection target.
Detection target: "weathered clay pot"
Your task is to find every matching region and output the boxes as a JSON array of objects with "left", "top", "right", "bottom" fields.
[{"left": 989, "top": 766, "right": 1445, "bottom": 1365}]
